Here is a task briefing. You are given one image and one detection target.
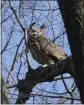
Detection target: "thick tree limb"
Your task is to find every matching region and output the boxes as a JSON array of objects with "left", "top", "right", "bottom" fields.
[{"left": 15, "top": 56, "right": 76, "bottom": 104}]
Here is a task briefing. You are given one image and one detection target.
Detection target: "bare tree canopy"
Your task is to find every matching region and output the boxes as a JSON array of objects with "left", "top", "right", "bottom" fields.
[{"left": 1, "top": 0, "right": 84, "bottom": 104}]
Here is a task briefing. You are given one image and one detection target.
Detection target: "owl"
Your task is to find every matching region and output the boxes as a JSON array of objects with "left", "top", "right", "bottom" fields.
[{"left": 25, "top": 22, "right": 67, "bottom": 66}]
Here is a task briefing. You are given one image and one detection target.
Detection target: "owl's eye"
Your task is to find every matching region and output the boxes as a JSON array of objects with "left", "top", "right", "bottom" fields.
[{"left": 38, "top": 31, "right": 41, "bottom": 35}]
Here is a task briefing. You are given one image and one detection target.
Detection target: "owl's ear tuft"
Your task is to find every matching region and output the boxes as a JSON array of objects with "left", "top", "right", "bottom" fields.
[
  {"left": 30, "top": 22, "right": 36, "bottom": 30},
  {"left": 40, "top": 24, "right": 45, "bottom": 29}
]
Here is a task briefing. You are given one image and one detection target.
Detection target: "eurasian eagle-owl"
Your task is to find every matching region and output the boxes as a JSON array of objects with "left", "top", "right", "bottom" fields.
[{"left": 25, "top": 22, "right": 67, "bottom": 65}]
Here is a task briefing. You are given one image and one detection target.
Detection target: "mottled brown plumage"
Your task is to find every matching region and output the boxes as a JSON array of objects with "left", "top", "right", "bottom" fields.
[{"left": 26, "top": 23, "right": 67, "bottom": 65}]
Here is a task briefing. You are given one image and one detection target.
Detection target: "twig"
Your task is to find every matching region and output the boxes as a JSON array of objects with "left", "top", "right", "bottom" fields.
[{"left": 9, "top": 0, "right": 24, "bottom": 31}]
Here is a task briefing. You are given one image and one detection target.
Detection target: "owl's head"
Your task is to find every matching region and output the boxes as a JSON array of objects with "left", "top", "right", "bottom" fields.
[{"left": 29, "top": 23, "right": 46, "bottom": 37}]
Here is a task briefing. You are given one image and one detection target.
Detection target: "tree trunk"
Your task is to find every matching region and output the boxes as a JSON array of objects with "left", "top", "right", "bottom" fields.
[{"left": 57, "top": 0, "right": 84, "bottom": 103}]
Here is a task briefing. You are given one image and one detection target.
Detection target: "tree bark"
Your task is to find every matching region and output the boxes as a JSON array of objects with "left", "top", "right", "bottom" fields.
[
  {"left": 57, "top": 0, "right": 84, "bottom": 103},
  {"left": 1, "top": 76, "right": 9, "bottom": 104}
]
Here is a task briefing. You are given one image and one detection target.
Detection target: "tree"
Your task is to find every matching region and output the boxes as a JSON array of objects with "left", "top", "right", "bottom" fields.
[{"left": 1, "top": 0, "right": 83, "bottom": 104}]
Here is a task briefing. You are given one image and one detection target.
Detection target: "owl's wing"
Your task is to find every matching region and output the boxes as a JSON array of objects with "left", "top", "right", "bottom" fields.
[{"left": 37, "top": 36, "right": 67, "bottom": 61}]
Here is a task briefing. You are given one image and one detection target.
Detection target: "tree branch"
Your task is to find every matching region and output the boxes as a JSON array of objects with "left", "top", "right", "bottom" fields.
[
  {"left": 9, "top": 1, "right": 24, "bottom": 31},
  {"left": 15, "top": 56, "right": 76, "bottom": 104}
]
